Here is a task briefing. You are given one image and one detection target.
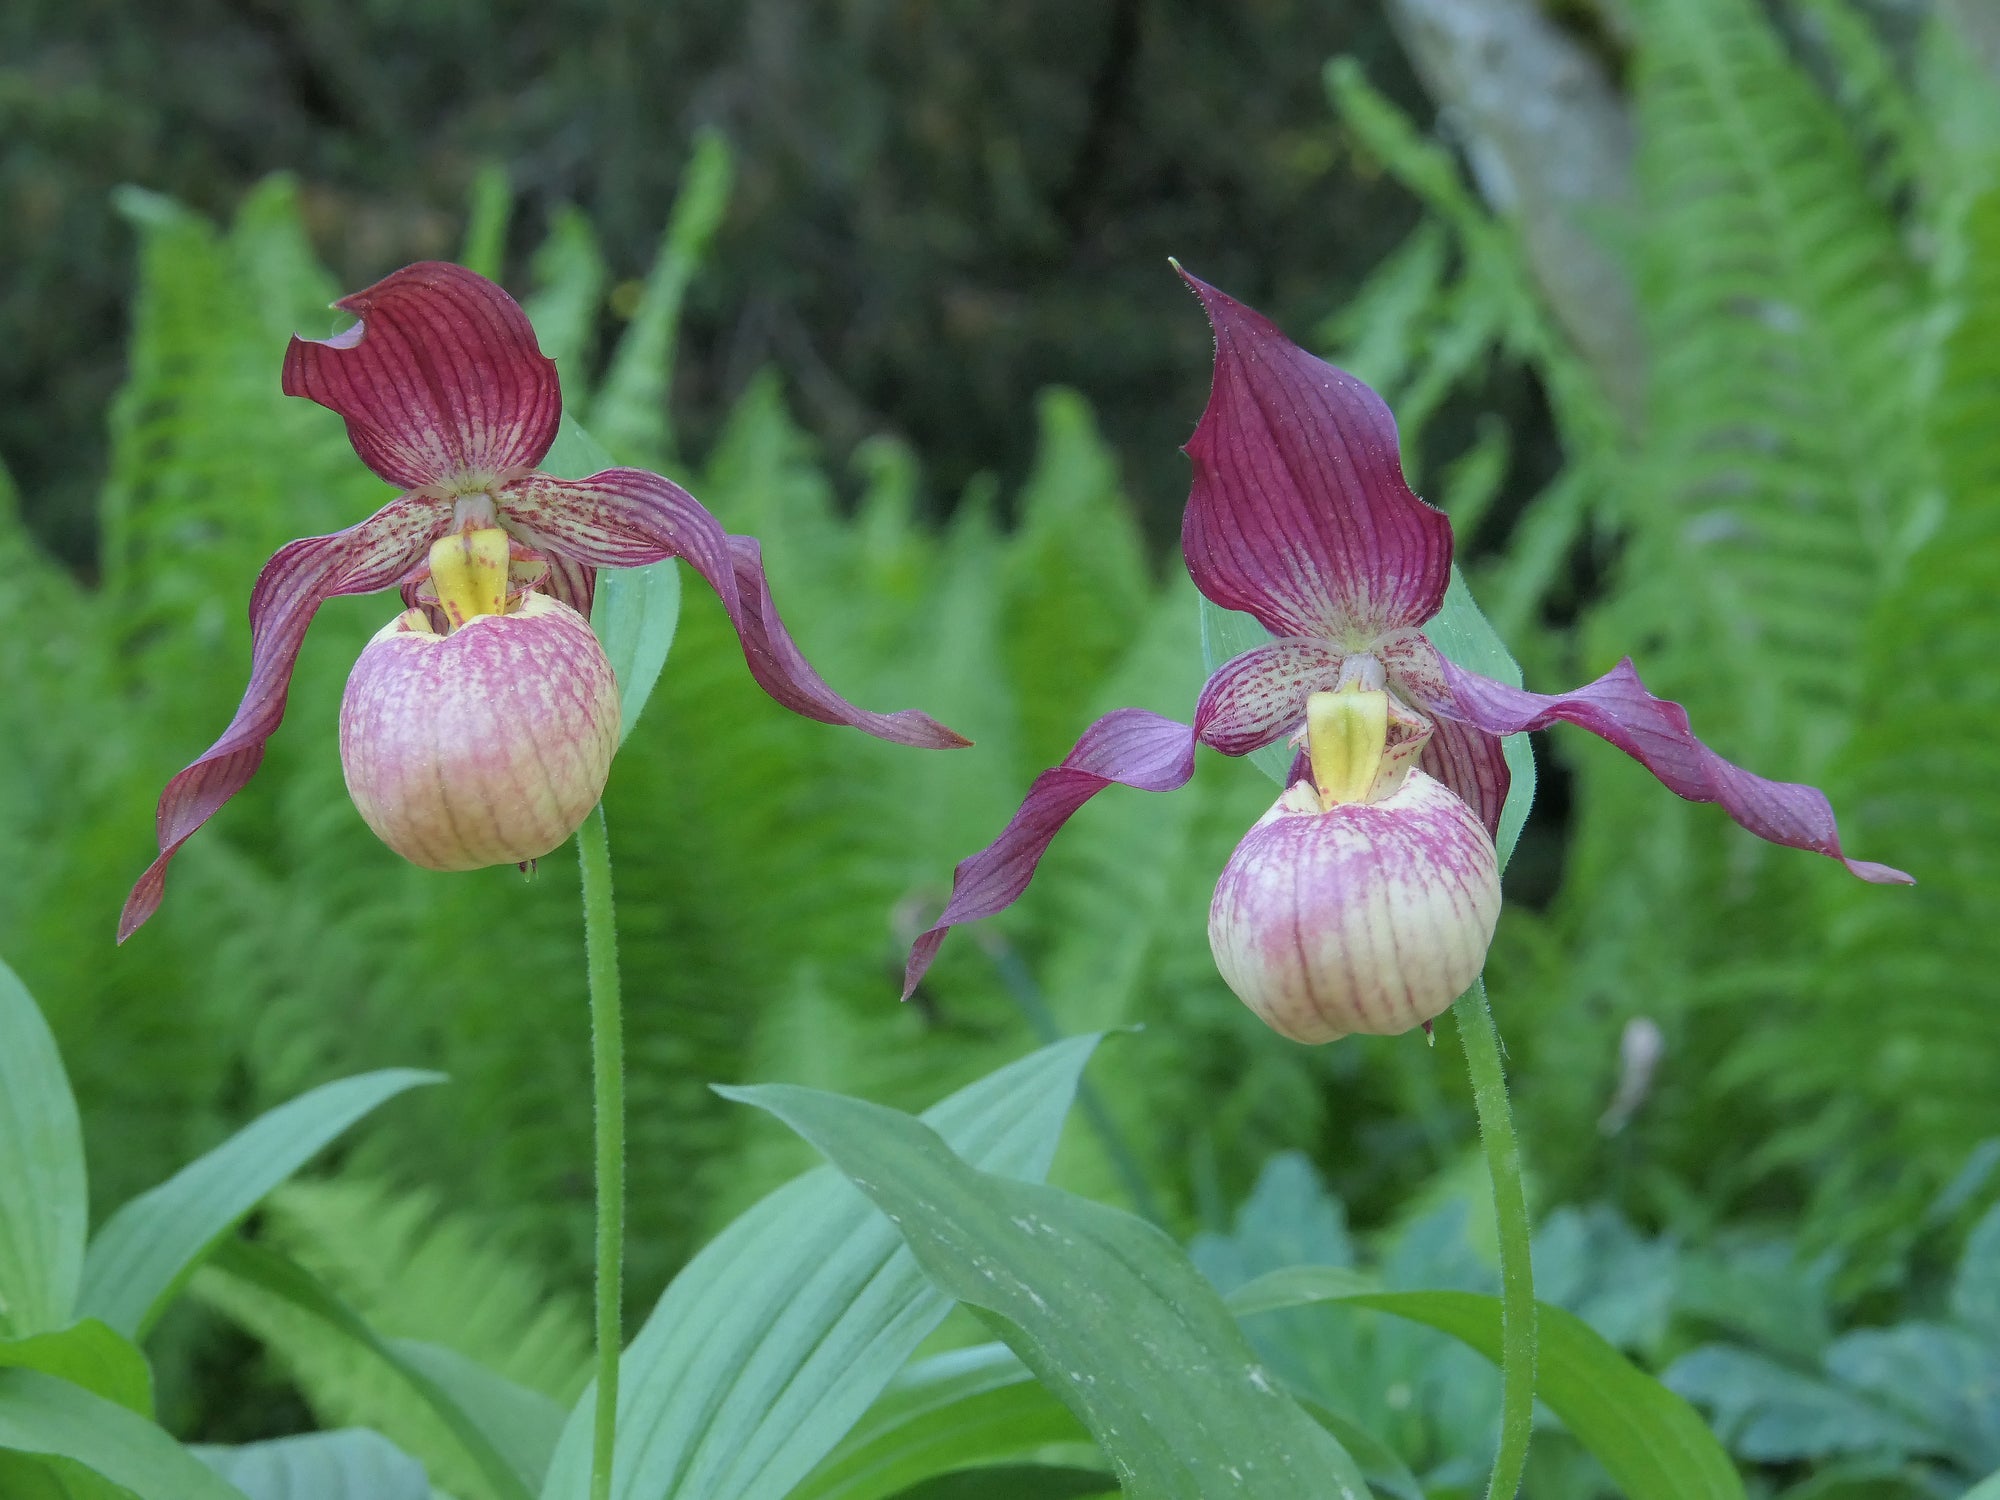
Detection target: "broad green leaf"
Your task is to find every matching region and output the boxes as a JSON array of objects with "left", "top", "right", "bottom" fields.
[
  {"left": 592, "top": 560, "right": 682, "bottom": 745},
  {"left": 0, "top": 956, "right": 87, "bottom": 1337},
  {"left": 1296, "top": 1400, "right": 1424, "bottom": 1500},
  {"left": 794, "top": 1343, "right": 1424, "bottom": 1500},
  {"left": 539, "top": 414, "right": 616, "bottom": 482},
  {"left": 0, "top": 1367, "right": 243, "bottom": 1499},
  {"left": 78, "top": 1069, "right": 440, "bottom": 1340},
  {"left": 392, "top": 1339, "right": 567, "bottom": 1495},
  {"left": 1966, "top": 1471, "right": 2000, "bottom": 1500},
  {"left": 0, "top": 1322, "right": 151, "bottom": 1415},
  {"left": 1197, "top": 565, "right": 1536, "bottom": 868},
  {"left": 728, "top": 1083, "right": 1373, "bottom": 1500},
  {"left": 203, "top": 1237, "right": 539, "bottom": 1500},
  {"left": 1422, "top": 567, "right": 1537, "bottom": 870},
  {"left": 1226, "top": 1265, "right": 1381, "bottom": 1315},
  {"left": 541, "top": 414, "right": 684, "bottom": 743},
  {"left": 1227, "top": 1271, "right": 1745, "bottom": 1500},
  {"left": 0, "top": 1451, "right": 128, "bottom": 1500},
  {"left": 790, "top": 1344, "right": 1096, "bottom": 1500},
  {"left": 538, "top": 1035, "right": 1101, "bottom": 1500},
  {"left": 885, "top": 1469, "right": 1114, "bottom": 1500},
  {"left": 193, "top": 1430, "right": 428, "bottom": 1500}
]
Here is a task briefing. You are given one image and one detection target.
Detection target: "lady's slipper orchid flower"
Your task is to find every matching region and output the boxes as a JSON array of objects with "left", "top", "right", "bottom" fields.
[
  {"left": 121, "top": 262, "right": 967, "bottom": 940},
  {"left": 903, "top": 270, "right": 1910, "bottom": 1040}
]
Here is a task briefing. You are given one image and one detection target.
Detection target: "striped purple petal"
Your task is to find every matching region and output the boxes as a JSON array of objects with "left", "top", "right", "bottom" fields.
[
  {"left": 283, "top": 263, "right": 562, "bottom": 490},
  {"left": 1179, "top": 270, "right": 1454, "bottom": 641},
  {"left": 498, "top": 468, "right": 971, "bottom": 750},
  {"left": 1418, "top": 715, "right": 1510, "bottom": 842},
  {"left": 1407, "top": 646, "right": 1913, "bottom": 884},
  {"left": 1192, "top": 639, "right": 1344, "bottom": 756},
  {"left": 902, "top": 709, "right": 1199, "bottom": 998},
  {"left": 120, "top": 493, "right": 450, "bottom": 940}
]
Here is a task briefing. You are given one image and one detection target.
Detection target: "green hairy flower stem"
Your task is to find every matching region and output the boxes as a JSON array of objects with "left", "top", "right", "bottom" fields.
[
  {"left": 578, "top": 805, "right": 625, "bottom": 1500},
  {"left": 1453, "top": 979, "right": 1535, "bottom": 1498}
]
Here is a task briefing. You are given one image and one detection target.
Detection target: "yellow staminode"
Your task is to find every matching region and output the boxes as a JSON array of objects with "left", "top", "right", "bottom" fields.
[
  {"left": 429, "top": 527, "right": 511, "bottom": 630},
  {"left": 1306, "top": 686, "right": 1389, "bottom": 809}
]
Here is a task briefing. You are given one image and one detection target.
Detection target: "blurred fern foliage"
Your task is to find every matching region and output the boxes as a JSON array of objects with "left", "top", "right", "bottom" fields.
[
  {"left": 1323, "top": 0, "right": 2000, "bottom": 1283},
  {"left": 0, "top": 142, "right": 1360, "bottom": 1342}
]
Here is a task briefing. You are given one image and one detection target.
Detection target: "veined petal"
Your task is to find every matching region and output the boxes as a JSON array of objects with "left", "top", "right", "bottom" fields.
[
  {"left": 120, "top": 494, "right": 451, "bottom": 940},
  {"left": 499, "top": 469, "right": 969, "bottom": 749},
  {"left": 1192, "top": 639, "right": 1344, "bottom": 756},
  {"left": 1419, "top": 715, "right": 1510, "bottom": 841},
  {"left": 1410, "top": 648, "right": 1912, "bottom": 884},
  {"left": 282, "top": 263, "right": 561, "bottom": 490},
  {"left": 1178, "top": 270, "right": 1453, "bottom": 641},
  {"left": 903, "top": 709, "right": 1198, "bottom": 998},
  {"left": 537, "top": 551, "right": 597, "bottom": 617}
]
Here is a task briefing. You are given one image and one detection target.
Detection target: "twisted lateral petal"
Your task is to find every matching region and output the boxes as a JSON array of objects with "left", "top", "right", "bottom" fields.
[
  {"left": 1192, "top": 639, "right": 1345, "bottom": 756},
  {"left": 1178, "top": 270, "right": 1453, "bottom": 641},
  {"left": 1416, "top": 651, "right": 1913, "bottom": 884},
  {"left": 536, "top": 550, "right": 597, "bottom": 618},
  {"left": 498, "top": 469, "right": 970, "bottom": 749},
  {"left": 282, "top": 262, "right": 561, "bottom": 489},
  {"left": 1418, "top": 715, "right": 1510, "bottom": 841},
  {"left": 120, "top": 494, "right": 450, "bottom": 940},
  {"left": 903, "top": 709, "right": 1199, "bottom": 998}
]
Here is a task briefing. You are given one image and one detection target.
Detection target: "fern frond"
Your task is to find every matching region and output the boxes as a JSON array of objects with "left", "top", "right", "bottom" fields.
[
  {"left": 1790, "top": 0, "right": 1930, "bottom": 215},
  {"left": 1616, "top": 0, "right": 1923, "bottom": 767},
  {"left": 525, "top": 207, "right": 609, "bottom": 390},
  {"left": 587, "top": 130, "right": 734, "bottom": 469},
  {"left": 196, "top": 1178, "right": 588, "bottom": 1499},
  {"left": 1730, "top": 183, "right": 2000, "bottom": 1235}
]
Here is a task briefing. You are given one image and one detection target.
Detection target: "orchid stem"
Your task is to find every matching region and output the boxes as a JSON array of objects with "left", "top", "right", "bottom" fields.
[
  {"left": 1453, "top": 978, "right": 1535, "bottom": 1499},
  {"left": 578, "top": 804, "right": 624, "bottom": 1500}
]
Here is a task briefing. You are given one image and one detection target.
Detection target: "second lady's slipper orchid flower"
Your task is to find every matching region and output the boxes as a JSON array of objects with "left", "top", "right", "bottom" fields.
[
  {"left": 121, "top": 262, "right": 968, "bottom": 941},
  {"left": 903, "top": 270, "right": 1910, "bottom": 1041}
]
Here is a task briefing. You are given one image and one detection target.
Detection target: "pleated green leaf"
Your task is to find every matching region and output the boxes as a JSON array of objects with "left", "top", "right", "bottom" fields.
[
  {"left": 539, "top": 1036, "right": 1101, "bottom": 1500},
  {"left": 0, "top": 1368, "right": 242, "bottom": 1499},
  {"left": 728, "top": 1082, "right": 1373, "bottom": 1500},
  {"left": 1227, "top": 1270, "right": 1745, "bottom": 1500},
  {"left": 790, "top": 1343, "right": 1094, "bottom": 1500},
  {"left": 192, "top": 1430, "right": 430, "bottom": 1500},
  {"left": 0, "top": 957, "right": 87, "bottom": 1338},
  {"left": 201, "top": 1237, "right": 541, "bottom": 1500},
  {"left": 540, "top": 415, "right": 684, "bottom": 745},
  {"left": 78, "top": 1069, "right": 440, "bottom": 1339},
  {"left": 0, "top": 1321, "right": 151, "bottom": 1416}
]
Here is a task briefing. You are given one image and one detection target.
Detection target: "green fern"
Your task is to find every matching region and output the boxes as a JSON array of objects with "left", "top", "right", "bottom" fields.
[
  {"left": 1734, "top": 177, "right": 2000, "bottom": 1248},
  {"left": 196, "top": 1179, "right": 589, "bottom": 1499},
  {"left": 1614, "top": 0, "right": 1922, "bottom": 767}
]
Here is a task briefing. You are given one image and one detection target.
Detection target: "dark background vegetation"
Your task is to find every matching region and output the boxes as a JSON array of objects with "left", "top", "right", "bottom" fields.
[{"left": 3, "top": 0, "right": 1441, "bottom": 567}]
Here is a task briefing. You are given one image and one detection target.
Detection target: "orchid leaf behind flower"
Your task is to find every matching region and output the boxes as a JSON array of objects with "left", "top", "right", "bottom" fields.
[
  {"left": 122, "top": 262, "right": 968, "bottom": 941},
  {"left": 543, "top": 413, "right": 681, "bottom": 745},
  {"left": 903, "top": 269, "right": 1909, "bottom": 1005}
]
